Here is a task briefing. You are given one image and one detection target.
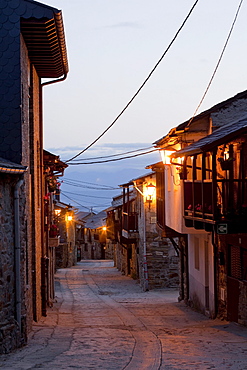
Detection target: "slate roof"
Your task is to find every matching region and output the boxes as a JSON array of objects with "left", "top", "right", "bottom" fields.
[
  {"left": 172, "top": 116, "right": 247, "bottom": 158},
  {"left": 0, "top": 0, "right": 68, "bottom": 163},
  {"left": 0, "top": 157, "right": 27, "bottom": 174},
  {"left": 119, "top": 171, "right": 155, "bottom": 187},
  {"left": 84, "top": 211, "right": 107, "bottom": 229},
  {"left": 112, "top": 190, "right": 136, "bottom": 208},
  {"left": 154, "top": 90, "right": 247, "bottom": 146},
  {"left": 74, "top": 211, "right": 95, "bottom": 222},
  {"left": 43, "top": 150, "right": 68, "bottom": 174}
]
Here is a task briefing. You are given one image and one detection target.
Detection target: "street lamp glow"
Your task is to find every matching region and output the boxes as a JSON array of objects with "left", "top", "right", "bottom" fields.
[
  {"left": 145, "top": 183, "right": 156, "bottom": 202},
  {"left": 160, "top": 150, "right": 175, "bottom": 165}
]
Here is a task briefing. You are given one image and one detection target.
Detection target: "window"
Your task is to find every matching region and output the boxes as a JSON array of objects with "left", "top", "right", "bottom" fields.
[
  {"left": 194, "top": 237, "right": 200, "bottom": 270},
  {"left": 229, "top": 245, "right": 247, "bottom": 281},
  {"left": 156, "top": 170, "right": 165, "bottom": 229}
]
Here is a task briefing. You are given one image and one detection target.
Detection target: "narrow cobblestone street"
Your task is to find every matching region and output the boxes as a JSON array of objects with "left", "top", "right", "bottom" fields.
[{"left": 1, "top": 260, "right": 247, "bottom": 370}]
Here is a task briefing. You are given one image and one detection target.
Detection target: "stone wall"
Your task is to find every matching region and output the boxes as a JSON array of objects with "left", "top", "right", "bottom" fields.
[
  {"left": 105, "top": 239, "right": 114, "bottom": 260},
  {"left": 0, "top": 175, "right": 30, "bottom": 353},
  {"left": 21, "top": 36, "right": 43, "bottom": 323},
  {"left": 147, "top": 235, "right": 179, "bottom": 289},
  {"left": 56, "top": 243, "right": 69, "bottom": 269},
  {"left": 20, "top": 35, "right": 33, "bottom": 331},
  {"left": 137, "top": 184, "right": 179, "bottom": 290},
  {"left": 113, "top": 242, "right": 128, "bottom": 275},
  {"left": 238, "top": 281, "right": 247, "bottom": 326}
]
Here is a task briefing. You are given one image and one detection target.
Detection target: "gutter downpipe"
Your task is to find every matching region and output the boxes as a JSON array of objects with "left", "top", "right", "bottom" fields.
[
  {"left": 14, "top": 178, "right": 24, "bottom": 329},
  {"left": 212, "top": 230, "right": 218, "bottom": 319},
  {"left": 143, "top": 200, "right": 149, "bottom": 291},
  {"left": 41, "top": 73, "right": 67, "bottom": 88},
  {"left": 40, "top": 73, "right": 67, "bottom": 316}
]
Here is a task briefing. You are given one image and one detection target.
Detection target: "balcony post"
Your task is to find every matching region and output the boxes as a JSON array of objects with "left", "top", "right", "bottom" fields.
[
  {"left": 212, "top": 149, "right": 217, "bottom": 218},
  {"left": 202, "top": 152, "right": 206, "bottom": 218}
]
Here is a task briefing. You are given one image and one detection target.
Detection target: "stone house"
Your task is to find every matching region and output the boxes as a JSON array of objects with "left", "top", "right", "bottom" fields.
[
  {"left": 171, "top": 117, "right": 247, "bottom": 326},
  {"left": 154, "top": 90, "right": 247, "bottom": 322},
  {"left": 109, "top": 172, "right": 179, "bottom": 290},
  {"left": 83, "top": 211, "right": 108, "bottom": 260},
  {"left": 0, "top": 159, "right": 27, "bottom": 353},
  {"left": 43, "top": 150, "right": 67, "bottom": 311},
  {"left": 54, "top": 201, "right": 77, "bottom": 269},
  {"left": 0, "top": 0, "right": 68, "bottom": 353},
  {"left": 109, "top": 190, "right": 137, "bottom": 277}
]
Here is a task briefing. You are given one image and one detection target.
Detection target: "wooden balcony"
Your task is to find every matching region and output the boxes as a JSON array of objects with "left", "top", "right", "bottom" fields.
[
  {"left": 122, "top": 212, "right": 138, "bottom": 240},
  {"left": 184, "top": 179, "right": 247, "bottom": 234}
]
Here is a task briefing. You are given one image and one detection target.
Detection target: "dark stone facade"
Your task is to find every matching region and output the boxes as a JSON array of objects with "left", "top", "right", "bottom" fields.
[
  {"left": 0, "top": 0, "right": 55, "bottom": 164},
  {"left": 0, "top": 174, "right": 31, "bottom": 353},
  {"left": 147, "top": 236, "right": 179, "bottom": 289},
  {"left": 0, "top": 0, "right": 68, "bottom": 353}
]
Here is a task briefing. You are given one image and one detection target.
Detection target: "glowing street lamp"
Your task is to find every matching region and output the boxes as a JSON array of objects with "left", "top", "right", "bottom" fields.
[
  {"left": 160, "top": 150, "right": 175, "bottom": 165},
  {"left": 54, "top": 209, "right": 61, "bottom": 216},
  {"left": 145, "top": 183, "right": 156, "bottom": 203}
]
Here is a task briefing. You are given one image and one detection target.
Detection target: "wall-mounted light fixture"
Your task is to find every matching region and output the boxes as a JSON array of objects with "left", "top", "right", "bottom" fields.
[
  {"left": 160, "top": 150, "right": 175, "bottom": 165},
  {"left": 66, "top": 215, "right": 73, "bottom": 222},
  {"left": 145, "top": 183, "right": 156, "bottom": 203},
  {"left": 54, "top": 209, "right": 61, "bottom": 216},
  {"left": 102, "top": 226, "right": 107, "bottom": 231}
]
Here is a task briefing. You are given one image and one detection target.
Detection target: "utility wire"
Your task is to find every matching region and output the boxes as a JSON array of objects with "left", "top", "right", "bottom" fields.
[
  {"left": 65, "top": 0, "right": 200, "bottom": 163},
  {"left": 68, "top": 148, "right": 159, "bottom": 165},
  {"left": 62, "top": 180, "right": 119, "bottom": 190},
  {"left": 69, "top": 146, "right": 154, "bottom": 162},
  {"left": 187, "top": 0, "right": 244, "bottom": 127},
  {"left": 62, "top": 192, "right": 110, "bottom": 209},
  {"left": 62, "top": 190, "right": 112, "bottom": 200},
  {"left": 62, "top": 178, "right": 117, "bottom": 189},
  {"left": 62, "top": 193, "right": 91, "bottom": 210}
]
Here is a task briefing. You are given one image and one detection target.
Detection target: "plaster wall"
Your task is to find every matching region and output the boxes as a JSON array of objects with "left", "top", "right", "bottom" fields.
[{"left": 188, "top": 233, "right": 215, "bottom": 317}]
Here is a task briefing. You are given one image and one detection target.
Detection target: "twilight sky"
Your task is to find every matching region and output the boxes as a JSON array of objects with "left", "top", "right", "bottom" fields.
[
  {"left": 41, "top": 0, "right": 247, "bottom": 211},
  {"left": 42, "top": 0, "right": 247, "bottom": 155}
]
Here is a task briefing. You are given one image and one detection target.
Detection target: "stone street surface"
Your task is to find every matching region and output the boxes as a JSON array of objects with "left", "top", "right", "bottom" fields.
[{"left": 1, "top": 260, "right": 247, "bottom": 370}]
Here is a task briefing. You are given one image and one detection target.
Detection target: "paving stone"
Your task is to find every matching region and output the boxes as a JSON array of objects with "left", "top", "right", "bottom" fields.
[{"left": 1, "top": 260, "right": 247, "bottom": 369}]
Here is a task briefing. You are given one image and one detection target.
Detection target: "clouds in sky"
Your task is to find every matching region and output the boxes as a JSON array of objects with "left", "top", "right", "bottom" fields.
[
  {"left": 42, "top": 0, "right": 247, "bottom": 211},
  {"left": 43, "top": 0, "right": 247, "bottom": 151},
  {"left": 54, "top": 142, "right": 160, "bottom": 212}
]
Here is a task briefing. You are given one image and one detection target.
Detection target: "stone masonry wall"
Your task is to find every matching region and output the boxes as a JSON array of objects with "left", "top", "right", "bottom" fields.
[
  {"left": 146, "top": 234, "right": 179, "bottom": 289},
  {"left": 137, "top": 184, "right": 179, "bottom": 290},
  {"left": 238, "top": 281, "right": 247, "bottom": 326},
  {"left": 0, "top": 176, "right": 19, "bottom": 353}
]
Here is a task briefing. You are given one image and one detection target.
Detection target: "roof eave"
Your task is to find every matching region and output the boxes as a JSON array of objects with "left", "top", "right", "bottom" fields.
[{"left": 21, "top": 10, "right": 68, "bottom": 78}]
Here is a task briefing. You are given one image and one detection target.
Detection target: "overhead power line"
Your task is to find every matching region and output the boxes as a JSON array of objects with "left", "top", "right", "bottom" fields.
[
  {"left": 62, "top": 179, "right": 119, "bottom": 190},
  {"left": 68, "top": 148, "right": 159, "bottom": 165},
  {"left": 62, "top": 190, "right": 112, "bottom": 200},
  {"left": 187, "top": 0, "right": 244, "bottom": 127},
  {"left": 65, "top": 0, "right": 200, "bottom": 163},
  {"left": 69, "top": 146, "right": 154, "bottom": 162},
  {"left": 62, "top": 192, "right": 110, "bottom": 209},
  {"left": 62, "top": 178, "right": 117, "bottom": 189}
]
